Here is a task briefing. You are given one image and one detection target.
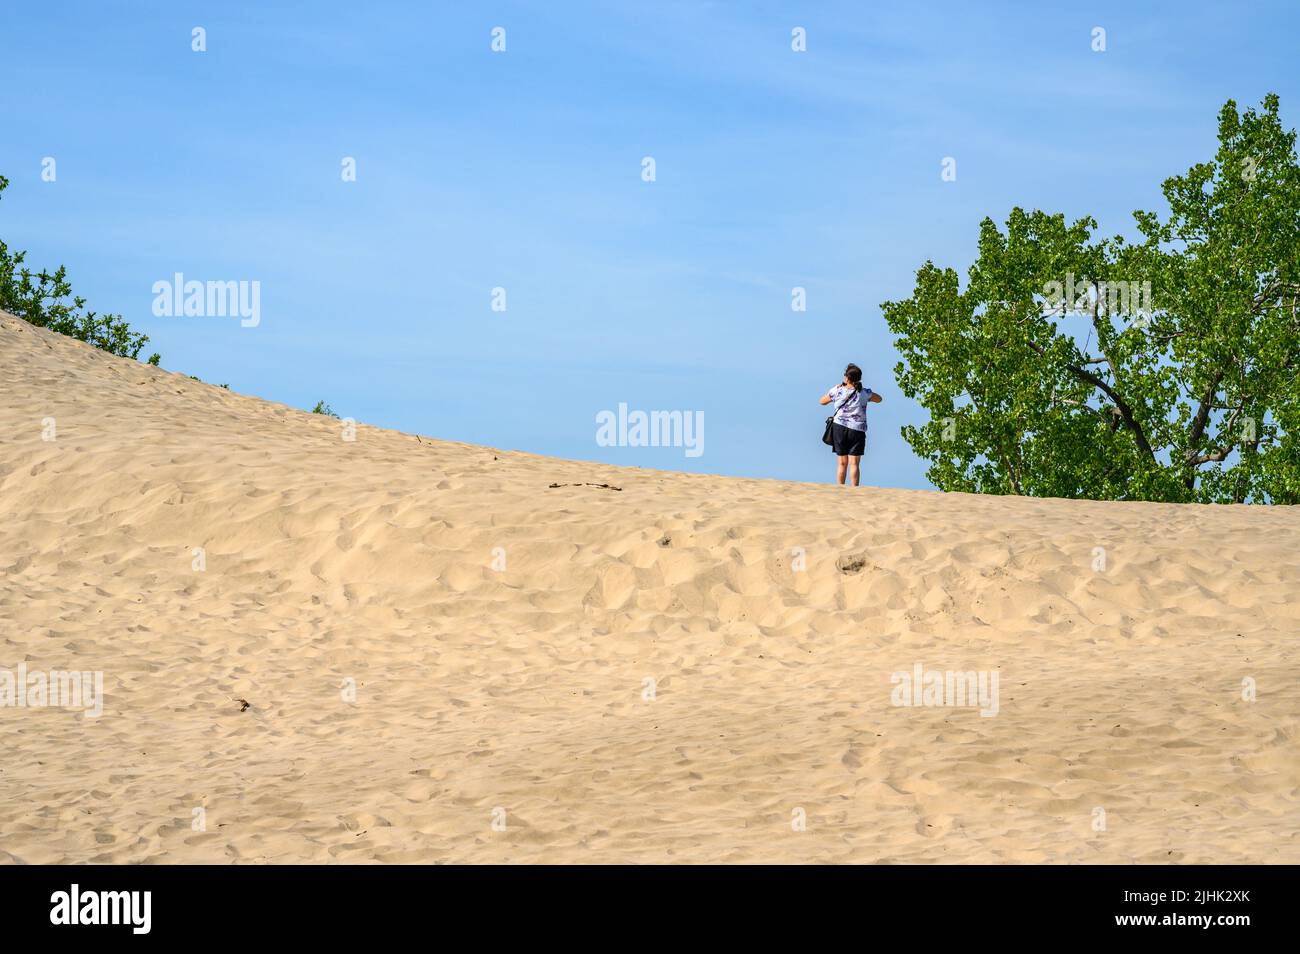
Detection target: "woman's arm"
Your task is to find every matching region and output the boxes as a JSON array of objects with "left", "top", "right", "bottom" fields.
[
  {"left": 868, "top": 391, "right": 883, "bottom": 404},
  {"left": 819, "top": 386, "right": 838, "bottom": 406}
]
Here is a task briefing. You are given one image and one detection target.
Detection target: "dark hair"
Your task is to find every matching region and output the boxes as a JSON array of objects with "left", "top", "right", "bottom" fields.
[{"left": 844, "top": 363, "right": 863, "bottom": 391}]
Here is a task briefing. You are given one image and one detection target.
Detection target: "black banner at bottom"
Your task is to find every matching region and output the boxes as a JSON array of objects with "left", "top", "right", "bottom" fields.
[{"left": 0, "top": 864, "right": 1288, "bottom": 941}]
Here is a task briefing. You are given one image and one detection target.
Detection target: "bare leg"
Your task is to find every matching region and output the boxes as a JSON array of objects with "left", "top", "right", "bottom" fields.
[
  {"left": 849, "top": 456, "right": 861, "bottom": 486},
  {"left": 836, "top": 455, "right": 848, "bottom": 485}
]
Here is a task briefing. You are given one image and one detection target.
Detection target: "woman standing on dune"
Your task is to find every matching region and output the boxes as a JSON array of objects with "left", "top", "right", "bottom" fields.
[{"left": 820, "top": 363, "right": 881, "bottom": 486}]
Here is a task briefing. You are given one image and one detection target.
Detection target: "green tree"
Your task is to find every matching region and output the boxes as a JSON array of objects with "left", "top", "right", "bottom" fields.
[
  {"left": 883, "top": 95, "right": 1299, "bottom": 503},
  {"left": 0, "top": 174, "right": 159, "bottom": 363}
]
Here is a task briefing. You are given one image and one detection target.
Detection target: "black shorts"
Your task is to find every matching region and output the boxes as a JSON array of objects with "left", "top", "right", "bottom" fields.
[{"left": 830, "top": 422, "right": 866, "bottom": 456}]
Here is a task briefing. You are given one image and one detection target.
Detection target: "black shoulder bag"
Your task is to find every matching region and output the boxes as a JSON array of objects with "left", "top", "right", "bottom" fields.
[{"left": 821, "top": 389, "right": 857, "bottom": 446}]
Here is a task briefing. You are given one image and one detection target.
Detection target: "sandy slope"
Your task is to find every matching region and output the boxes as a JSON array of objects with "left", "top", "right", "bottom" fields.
[{"left": 1, "top": 310, "right": 1297, "bottom": 864}]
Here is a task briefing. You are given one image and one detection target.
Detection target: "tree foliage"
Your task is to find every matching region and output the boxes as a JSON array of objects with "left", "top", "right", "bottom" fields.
[
  {"left": 883, "top": 95, "right": 1300, "bottom": 503},
  {"left": 0, "top": 174, "right": 158, "bottom": 363}
]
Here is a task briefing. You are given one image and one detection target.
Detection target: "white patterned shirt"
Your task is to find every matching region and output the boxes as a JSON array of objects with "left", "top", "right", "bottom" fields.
[{"left": 827, "top": 385, "right": 872, "bottom": 432}]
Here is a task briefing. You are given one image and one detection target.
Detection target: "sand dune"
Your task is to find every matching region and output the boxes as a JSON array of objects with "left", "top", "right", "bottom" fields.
[{"left": 1, "top": 309, "right": 1297, "bottom": 863}]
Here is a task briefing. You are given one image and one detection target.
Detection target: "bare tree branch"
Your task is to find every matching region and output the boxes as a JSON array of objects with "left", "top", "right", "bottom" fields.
[{"left": 1028, "top": 337, "right": 1158, "bottom": 462}]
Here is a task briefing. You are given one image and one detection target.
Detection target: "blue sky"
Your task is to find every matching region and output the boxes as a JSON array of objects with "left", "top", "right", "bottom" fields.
[{"left": 2, "top": 1, "right": 1296, "bottom": 487}]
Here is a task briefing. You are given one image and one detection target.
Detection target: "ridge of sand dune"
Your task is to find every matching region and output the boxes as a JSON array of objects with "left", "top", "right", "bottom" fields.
[{"left": 1, "top": 310, "right": 1297, "bottom": 863}]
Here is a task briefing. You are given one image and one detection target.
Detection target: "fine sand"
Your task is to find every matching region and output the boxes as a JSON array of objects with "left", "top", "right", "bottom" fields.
[{"left": 1, "top": 309, "right": 1297, "bottom": 864}]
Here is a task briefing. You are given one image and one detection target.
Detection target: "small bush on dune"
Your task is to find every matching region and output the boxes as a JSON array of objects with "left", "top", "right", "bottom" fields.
[{"left": 0, "top": 174, "right": 159, "bottom": 364}]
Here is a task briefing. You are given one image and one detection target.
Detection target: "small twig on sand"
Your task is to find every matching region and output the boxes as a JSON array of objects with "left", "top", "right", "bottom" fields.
[{"left": 547, "top": 482, "right": 622, "bottom": 492}]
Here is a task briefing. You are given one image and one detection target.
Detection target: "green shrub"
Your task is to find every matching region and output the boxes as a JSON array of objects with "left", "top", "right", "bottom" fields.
[{"left": 0, "top": 174, "right": 159, "bottom": 363}]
